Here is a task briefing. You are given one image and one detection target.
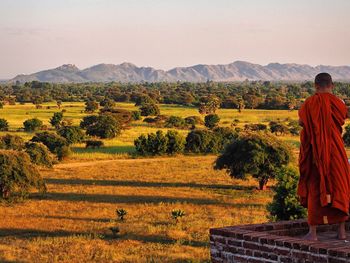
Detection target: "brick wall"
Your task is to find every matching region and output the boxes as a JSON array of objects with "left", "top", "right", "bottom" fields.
[{"left": 210, "top": 219, "right": 350, "bottom": 263}]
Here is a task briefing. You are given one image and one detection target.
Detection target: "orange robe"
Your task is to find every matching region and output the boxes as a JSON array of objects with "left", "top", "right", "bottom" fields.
[{"left": 298, "top": 92, "right": 350, "bottom": 225}]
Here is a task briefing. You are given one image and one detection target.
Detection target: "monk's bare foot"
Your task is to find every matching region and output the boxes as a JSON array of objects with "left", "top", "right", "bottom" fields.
[
  {"left": 338, "top": 222, "right": 347, "bottom": 240},
  {"left": 303, "top": 232, "right": 318, "bottom": 241}
]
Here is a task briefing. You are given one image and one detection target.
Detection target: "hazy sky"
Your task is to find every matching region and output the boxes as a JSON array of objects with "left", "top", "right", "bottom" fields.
[{"left": 0, "top": 0, "right": 349, "bottom": 78}]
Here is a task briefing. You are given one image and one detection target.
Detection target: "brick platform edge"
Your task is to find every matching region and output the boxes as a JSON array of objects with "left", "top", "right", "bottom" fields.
[{"left": 209, "top": 219, "right": 350, "bottom": 263}]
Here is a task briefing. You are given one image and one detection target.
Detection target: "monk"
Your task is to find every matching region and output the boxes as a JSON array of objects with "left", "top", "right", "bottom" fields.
[{"left": 298, "top": 72, "right": 350, "bottom": 241}]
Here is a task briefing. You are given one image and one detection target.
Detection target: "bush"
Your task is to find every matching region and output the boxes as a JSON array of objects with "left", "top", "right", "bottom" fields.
[
  {"left": 0, "top": 134, "right": 25, "bottom": 150},
  {"left": 0, "top": 150, "right": 46, "bottom": 200},
  {"left": 0, "top": 118, "right": 9, "bottom": 131},
  {"left": 184, "top": 116, "right": 204, "bottom": 128},
  {"left": 143, "top": 117, "right": 157, "bottom": 123},
  {"left": 165, "top": 116, "right": 187, "bottom": 129},
  {"left": 185, "top": 129, "right": 214, "bottom": 153},
  {"left": 25, "top": 142, "right": 54, "bottom": 167},
  {"left": 140, "top": 103, "right": 160, "bottom": 116},
  {"left": 31, "top": 132, "right": 69, "bottom": 160},
  {"left": 343, "top": 124, "right": 350, "bottom": 147},
  {"left": 288, "top": 120, "right": 301, "bottom": 136},
  {"left": 134, "top": 131, "right": 168, "bottom": 155},
  {"left": 212, "top": 127, "right": 238, "bottom": 151},
  {"left": 23, "top": 118, "right": 43, "bottom": 132},
  {"left": 214, "top": 132, "right": 291, "bottom": 190},
  {"left": 85, "top": 140, "right": 104, "bottom": 148},
  {"left": 165, "top": 130, "right": 185, "bottom": 154},
  {"left": 80, "top": 115, "right": 121, "bottom": 139},
  {"left": 50, "top": 112, "right": 63, "bottom": 129},
  {"left": 131, "top": 110, "right": 141, "bottom": 121},
  {"left": 204, "top": 114, "right": 220, "bottom": 129},
  {"left": 269, "top": 121, "right": 289, "bottom": 136},
  {"left": 58, "top": 126, "right": 85, "bottom": 144},
  {"left": 85, "top": 100, "right": 99, "bottom": 113},
  {"left": 244, "top": 123, "right": 267, "bottom": 131},
  {"left": 267, "top": 167, "right": 307, "bottom": 221}
]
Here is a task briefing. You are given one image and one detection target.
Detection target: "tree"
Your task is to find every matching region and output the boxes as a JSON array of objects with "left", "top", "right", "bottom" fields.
[
  {"left": 131, "top": 110, "right": 141, "bottom": 121},
  {"left": 31, "top": 132, "right": 69, "bottom": 160},
  {"left": 100, "top": 98, "right": 116, "bottom": 110},
  {"left": 214, "top": 132, "right": 291, "bottom": 190},
  {"left": 50, "top": 112, "right": 63, "bottom": 129},
  {"left": 165, "top": 116, "right": 187, "bottom": 129},
  {"left": 140, "top": 103, "right": 160, "bottom": 116},
  {"left": 198, "top": 95, "right": 221, "bottom": 114},
  {"left": 58, "top": 126, "right": 85, "bottom": 144},
  {"left": 165, "top": 130, "right": 185, "bottom": 154},
  {"left": 23, "top": 118, "right": 43, "bottom": 132},
  {"left": 185, "top": 129, "right": 216, "bottom": 153},
  {"left": 343, "top": 124, "right": 350, "bottom": 147},
  {"left": 204, "top": 114, "right": 220, "bottom": 129},
  {"left": 80, "top": 115, "right": 121, "bottom": 139},
  {"left": 0, "top": 118, "right": 9, "bottom": 131},
  {"left": 134, "top": 130, "right": 168, "bottom": 155},
  {"left": 85, "top": 100, "right": 99, "bottom": 113},
  {"left": 25, "top": 142, "right": 54, "bottom": 167},
  {"left": 267, "top": 167, "right": 307, "bottom": 221},
  {"left": 0, "top": 150, "right": 46, "bottom": 200}
]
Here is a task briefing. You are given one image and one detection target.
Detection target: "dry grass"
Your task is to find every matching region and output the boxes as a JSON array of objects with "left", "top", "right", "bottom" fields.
[{"left": 0, "top": 155, "right": 272, "bottom": 263}]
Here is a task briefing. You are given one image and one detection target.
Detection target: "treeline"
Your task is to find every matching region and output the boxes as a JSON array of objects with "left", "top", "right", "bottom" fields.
[{"left": 1, "top": 80, "right": 350, "bottom": 110}]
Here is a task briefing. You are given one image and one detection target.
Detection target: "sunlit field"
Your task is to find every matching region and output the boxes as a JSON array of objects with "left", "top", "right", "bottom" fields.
[
  {"left": 0, "top": 155, "right": 271, "bottom": 263},
  {"left": 0, "top": 102, "right": 301, "bottom": 160}
]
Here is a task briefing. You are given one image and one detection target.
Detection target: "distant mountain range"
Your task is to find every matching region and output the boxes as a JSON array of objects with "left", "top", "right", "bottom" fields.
[{"left": 8, "top": 61, "right": 350, "bottom": 83}]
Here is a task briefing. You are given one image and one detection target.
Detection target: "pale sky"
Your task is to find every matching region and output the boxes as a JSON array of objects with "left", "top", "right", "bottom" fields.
[{"left": 0, "top": 0, "right": 349, "bottom": 79}]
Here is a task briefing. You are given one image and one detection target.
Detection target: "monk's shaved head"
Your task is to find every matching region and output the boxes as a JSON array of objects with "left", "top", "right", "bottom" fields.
[{"left": 315, "top": 73, "right": 333, "bottom": 88}]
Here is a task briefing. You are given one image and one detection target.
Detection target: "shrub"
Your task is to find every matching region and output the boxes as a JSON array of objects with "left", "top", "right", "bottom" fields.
[
  {"left": 134, "top": 131, "right": 168, "bottom": 155},
  {"left": 85, "top": 100, "right": 99, "bottom": 113},
  {"left": 214, "top": 132, "right": 291, "bottom": 190},
  {"left": 185, "top": 129, "right": 214, "bottom": 153},
  {"left": 288, "top": 120, "right": 301, "bottom": 136},
  {"left": 0, "top": 134, "right": 25, "bottom": 150},
  {"left": 165, "top": 130, "right": 185, "bottom": 154},
  {"left": 143, "top": 117, "right": 157, "bottom": 124},
  {"left": 184, "top": 116, "right": 204, "bottom": 128},
  {"left": 85, "top": 140, "right": 104, "bottom": 148},
  {"left": 31, "top": 132, "right": 69, "bottom": 160},
  {"left": 212, "top": 127, "right": 238, "bottom": 151},
  {"left": 25, "top": 142, "right": 54, "bottom": 167},
  {"left": 0, "top": 118, "right": 9, "bottom": 131},
  {"left": 269, "top": 121, "right": 289, "bottom": 136},
  {"left": 23, "top": 118, "right": 43, "bottom": 132},
  {"left": 343, "top": 124, "right": 350, "bottom": 147},
  {"left": 80, "top": 115, "right": 121, "bottom": 139},
  {"left": 116, "top": 208, "right": 127, "bottom": 221},
  {"left": 131, "top": 110, "right": 141, "bottom": 121},
  {"left": 171, "top": 209, "right": 185, "bottom": 223},
  {"left": 165, "top": 116, "right": 187, "bottom": 129},
  {"left": 58, "top": 126, "right": 85, "bottom": 144},
  {"left": 135, "top": 95, "right": 155, "bottom": 106},
  {"left": 204, "top": 114, "right": 220, "bottom": 129},
  {"left": 140, "top": 103, "right": 160, "bottom": 116},
  {"left": 244, "top": 123, "right": 267, "bottom": 131},
  {"left": 0, "top": 150, "right": 46, "bottom": 200},
  {"left": 50, "top": 112, "right": 63, "bottom": 129},
  {"left": 267, "top": 167, "right": 307, "bottom": 221}
]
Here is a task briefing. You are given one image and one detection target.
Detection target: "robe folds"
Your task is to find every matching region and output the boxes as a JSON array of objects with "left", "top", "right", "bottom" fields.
[{"left": 298, "top": 92, "right": 350, "bottom": 225}]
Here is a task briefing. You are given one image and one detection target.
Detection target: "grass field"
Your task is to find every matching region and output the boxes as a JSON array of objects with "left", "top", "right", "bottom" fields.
[
  {"left": 0, "top": 156, "right": 272, "bottom": 263},
  {"left": 0, "top": 102, "right": 301, "bottom": 160}
]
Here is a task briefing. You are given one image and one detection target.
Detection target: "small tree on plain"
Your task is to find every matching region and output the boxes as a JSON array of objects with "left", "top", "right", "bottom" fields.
[
  {"left": 140, "top": 103, "right": 160, "bottom": 116},
  {"left": 214, "top": 132, "right": 291, "bottom": 190},
  {"left": 204, "top": 114, "right": 220, "bottom": 129},
  {"left": 80, "top": 115, "right": 121, "bottom": 139},
  {"left": 0, "top": 118, "right": 9, "bottom": 131},
  {"left": 23, "top": 118, "right": 43, "bottom": 132},
  {"left": 25, "top": 142, "right": 54, "bottom": 167},
  {"left": 0, "top": 150, "right": 46, "bottom": 200},
  {"left": 31, "top": 132, "right": 69, "bottom": 160},
  {"left": 50, "top": 112, "right": 63, "bottom": 129},
  {"left": 85, "top": 100, "right": 99, "bottom": 113},
  {"left": 267, "top": 167, "right": 307, "bottom": 221},
  {"left": 58, "top": 126, "right": 85, "bottom": 144},
  {"left": 0, "top": 134, "right": 25, "bottom": 150}
]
